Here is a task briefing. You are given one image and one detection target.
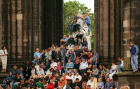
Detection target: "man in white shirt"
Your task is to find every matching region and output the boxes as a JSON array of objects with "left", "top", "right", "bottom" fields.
[
  {"left": 0, "top": 46, "right": 8, "bottom": 72},
  {"left": 79, "top": 59, "right": 88, "bottom": 70},
  {"left": 66, "top": 72, "right": 74, "bottom": 81},
  {"left": 87, "top": 77, "right": 95, "bottom": 89},
  {"left": 50, "top": 60, "right": 57, "bottom": 69},
  {"left": 37, "top": 66, "right": 45, "bottom": 78},
  {"left": 117, "top": 57, "right": 124, "bottom": 72},
  {"left": 109, "top": 62, "right": 117, "bottom": 79},
  {"left": 79, "top": 59, "right": 88, "bottom": 75},
  {"left": 73, "top": 72, "right": 82, "bottom": 83}
]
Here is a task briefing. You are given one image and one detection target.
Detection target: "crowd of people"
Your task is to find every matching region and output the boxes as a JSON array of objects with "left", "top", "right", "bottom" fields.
[
  {"left": 1, "top": 12, "right": 139, "bottom": 89},
  {"left": 69, "top": 12, "right": 91, "bottom": 34},
  {"left": 1, "top": 45, "right": 124, "bottom": 89}
]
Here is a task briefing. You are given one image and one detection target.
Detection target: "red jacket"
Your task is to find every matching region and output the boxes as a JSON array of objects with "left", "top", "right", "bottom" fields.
[{"left": 46, "top": 83, "right": 54, "bottom": 89}]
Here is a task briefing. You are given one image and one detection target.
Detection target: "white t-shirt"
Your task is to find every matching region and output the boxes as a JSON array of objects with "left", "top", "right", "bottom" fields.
[
  {"left": 51, "top": 62, "right": 57, "bottom": 68},
  {"left": 76, "top": 18, "right": 84, "bottom": 26},
  {"left": 66, "top": 75, "right": 74, "bottom": 80},
  {"left": 0, "top": 49, "right": 8, "bottom": 59},
  {"left": 87, "top": 80, "right": 94, "bottom": 89},
  {"left": 37, "top": 69, "right": 44, "bottom": 75},
  {"left": 73, "top": 75, "right": 82, "bottom": 82},
  {"left": 31, "top": 69, "right": 36, "bottom": 76},
  {"left": 35, "top": 65, "right": 39, "bottom": 71},
  {"left": 120, "top": 60, "right": 124, "bottom": 67},
  {"left": 111, "top": 64, "right": 117, "bottom": 70}
]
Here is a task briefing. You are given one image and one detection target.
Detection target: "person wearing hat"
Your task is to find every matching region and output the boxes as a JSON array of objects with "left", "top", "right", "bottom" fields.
[{"left": 0, "top": 46, "right": 8, "bottom": 72}]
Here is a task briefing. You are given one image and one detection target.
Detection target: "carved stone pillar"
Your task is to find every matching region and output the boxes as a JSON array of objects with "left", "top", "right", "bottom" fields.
[
  {"left": 0, "top": 0, "right": 3, "bottom": 47},
  {"left": 11, "top": 0, "right": 17, "bottom": 59},
  {"left": 17, "top": 0, "right": 22, "bottom": 58}
]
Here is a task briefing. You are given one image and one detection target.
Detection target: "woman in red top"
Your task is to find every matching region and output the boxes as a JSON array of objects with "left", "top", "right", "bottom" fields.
[
  {"left": 57, "top": 61, "right": 62, "bottom": 74},
  {"left": 58, "top": 77, "right": 65, "bottom": 89},
  {"left": 46, "top": 79, "right": 54, "bottom": 89}
]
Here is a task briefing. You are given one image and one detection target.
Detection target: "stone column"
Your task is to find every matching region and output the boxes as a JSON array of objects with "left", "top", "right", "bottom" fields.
[
  {"left": 22, "top": 0, "right": 29, "bottom": 59},
  {"left": 32, "top": 0, "right": 39, "bottom": 49},
  {"left": 11, "top": 0, "right": 17, "bottom": 59},
  {"left": 0, "top": 0, "right": 2, "bottom": 47},
  {"left": 99, "top": 0, "right": 103, "bottom": 60},
  {"left": 102, "top": 0, "right": 109, "bottom": 62},
  {"left": 122, "top": 2, "right": 131, "bottom": 70},
  {"left": 8, "top": 0, "right": 12, "bottom": 59},
  {"left": 109, "top": 0, "right": 115, "bottom": 60},
  {"left": 17, "top": 0, "right": 22, "bottom": 58}
]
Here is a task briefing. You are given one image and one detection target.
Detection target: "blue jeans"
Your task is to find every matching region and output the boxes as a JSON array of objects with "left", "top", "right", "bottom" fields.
[
  {"left": 118, "top": 65, "right": 123, "bottom": 72},
  {"left": 131, "top": 55, "right": 138, "bottom": 71}
]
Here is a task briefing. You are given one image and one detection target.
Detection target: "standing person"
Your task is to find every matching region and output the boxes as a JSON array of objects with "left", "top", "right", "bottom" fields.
[
  {"left": 130, "top": 41, "right": 139, "bottom": 72},
  {"left": 82, "top": 12, "right": 91, "bottom": 32},
  {"left": 0, "top": 46, "right": 8, "bottom": 72}
]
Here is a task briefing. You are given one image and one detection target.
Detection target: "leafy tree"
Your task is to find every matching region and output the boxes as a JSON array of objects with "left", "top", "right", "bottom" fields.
[{"left": 64, "top": 1, "right": 94, "bottom": 49}]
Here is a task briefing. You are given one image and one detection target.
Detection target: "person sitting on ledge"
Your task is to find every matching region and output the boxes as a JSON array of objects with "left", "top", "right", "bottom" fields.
[
  {"left": 109, "top": 62, "right": 117, "bottom": 79},
  {"left": 117, "top": 57, "right": 124, "bottom": 73}
]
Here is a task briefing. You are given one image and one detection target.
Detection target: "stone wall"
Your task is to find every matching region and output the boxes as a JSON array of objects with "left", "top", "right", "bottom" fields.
[
  {"left": 114, "top": 72, "right": 140, "bottom": 89},
  {"left": 94, "top": 0, "right": 140, "bottom": 69},
  {"left": 0, "top": 0, "right": 63, "bottom": 61}
]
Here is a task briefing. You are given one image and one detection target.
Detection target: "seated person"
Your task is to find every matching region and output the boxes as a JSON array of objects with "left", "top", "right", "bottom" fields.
[
  {"left": 87, "top": 77, "right": 95, "bottom": 89},
  {"left": 12, "top": 65, "right": 20, "bottom": 76},
  {"left": 13, "top": 73, "right": 22, "bottom": 89},
  {"left": 92, "top": 65, "right": 99, "bottom": 77},
  {"left": 72, "top": 17, "right": 80, "bottom": 32},
  {"left": 66, "top": 60, "right": 74, "bottom": 69},
  {"left": 109, "top": 62, "right": 117, "bottom": 79},
  {"left": 82, "top": 37, "right": 88, "bottom": 48},
  {"left": 104, "top": 78, "right": 114, "bottom": 89},
  {"left": 66, "top": 49, "right": 75, "bottom": 62},
  {"left": 92, "top": 51, "right": 99, "bottom": 66},
  {"left": 50, "top": 60, "right": 57, "bottom": 69},
  {"left": 97, "top": 78, "right": 104, "bottom": 89},
  {"left": 60, "top": 35, "right": 68, "bottom": 45},
  {"left": 75, "top": 31, "right": 83, "bottom": 45},
  {"left": 73, "top": 73, "right": 82, "bottom": 83},
  {"left": 33, "top": 48, "right": 42, "bottom": 64},
  {"left": 117, "top": 57, "right": 124, "bottom": 72},
  {"left": 5, "top": 71, "right": 15, "bottom": 87},
  {"left": 66, "top": 34, "right": 75, "bottom": 48},
  {"left": 37, "top": 66, "right": 45, "bottom": 77}
]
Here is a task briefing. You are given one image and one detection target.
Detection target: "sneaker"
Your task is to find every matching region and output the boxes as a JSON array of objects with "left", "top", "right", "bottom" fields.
[{"left": 133, "top": 70, "right": 137, "bottom": 72}]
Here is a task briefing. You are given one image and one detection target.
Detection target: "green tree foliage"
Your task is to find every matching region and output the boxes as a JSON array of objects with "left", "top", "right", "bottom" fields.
[{"left": 64, "top": 1, "right": 94, "bottom": 49}]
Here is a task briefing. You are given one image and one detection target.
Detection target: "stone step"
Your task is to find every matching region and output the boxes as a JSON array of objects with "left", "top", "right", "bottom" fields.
[
  {"left": 0, "top": 73, "right": 9, "bottom": 83},
  {"left": 114, "top": 71, "right": 140, "bottom": 89},
  {"left": 0, "top": 61, "right": 26, "bottom": 73}
]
